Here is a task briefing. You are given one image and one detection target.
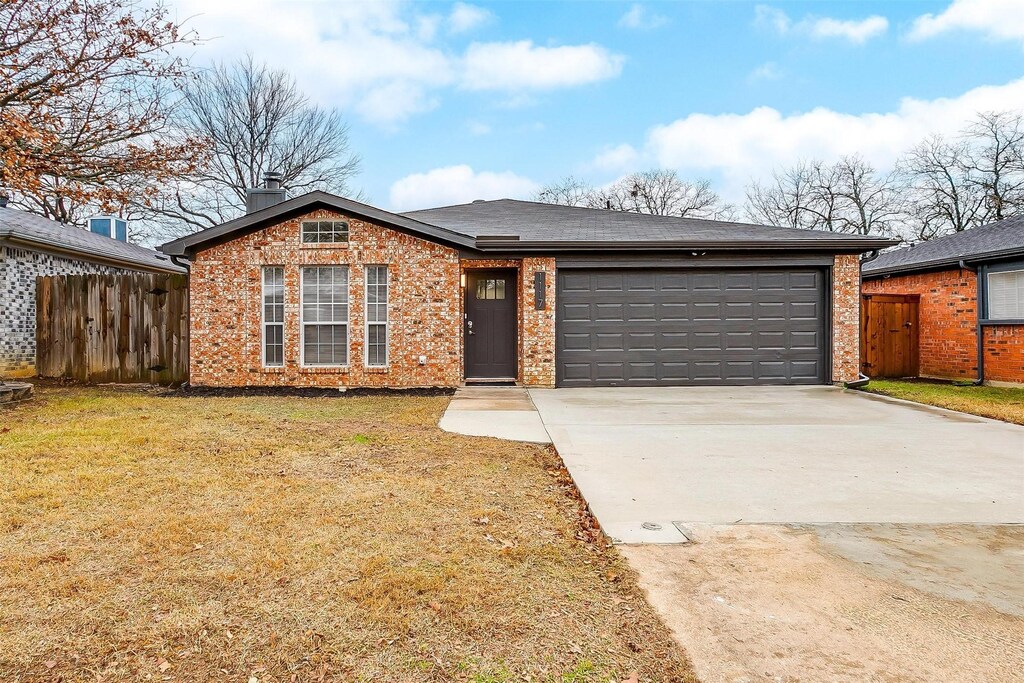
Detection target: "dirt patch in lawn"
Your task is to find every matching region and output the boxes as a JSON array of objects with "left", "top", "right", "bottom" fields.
[
  {"left": 623, "top": 524, "right": 1024, "bottom": 683},
  {"left": 862, "top": 378, "right": 1024, "bottom": 425},
  {"left": 0, "top": 386, "right": 695, "bottom": 682}
]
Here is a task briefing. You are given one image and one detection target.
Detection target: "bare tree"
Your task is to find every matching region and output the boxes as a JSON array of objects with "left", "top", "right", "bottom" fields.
[
  {"left": 962, "top": 110, "right": 1024, "bottom": 221},
  {"left": 0, "top": 0, "right": 203, "bottom": 224},
  {"left": 536, "top": 169, "right": 734, "bottom": 220},
  {"left": 898, "top": 135, "right": 987, "bottom": 240},
  {"left": 534, "top": 175, "right": 595, "bottom": 207},
  {"left": 746, "top": 157, "right": 903, "bottom": 238},
  {"left": 142, "top": 56, "right": 360, "bottom": 241}
]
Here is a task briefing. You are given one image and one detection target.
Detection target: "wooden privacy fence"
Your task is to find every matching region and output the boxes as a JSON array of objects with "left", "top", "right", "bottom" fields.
[
  {"left": 861, "top": 293, "right": 920, "bottom": 379},
  {"left": 36, "top": 273, "right": 189, "bottom": 385}
]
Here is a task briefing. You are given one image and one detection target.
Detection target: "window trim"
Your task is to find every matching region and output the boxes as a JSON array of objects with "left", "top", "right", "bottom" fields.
[
  {"left": 364, "top": 265, "right": 389, "bottom": 368},
  {"left": 261, "top": 266, "right": 285, "bottom": 368},
  {"left": 300, "top": 220, "right": 349, "bottom": 246},
  {"left": 299, "top": 265, "right": 350, "bottom": 368},
  {"left": 985, "top": 267, "right": 1024, "bottom": 322}
]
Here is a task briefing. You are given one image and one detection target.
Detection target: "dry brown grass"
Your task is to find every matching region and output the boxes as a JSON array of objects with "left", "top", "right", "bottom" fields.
[{"left": 0, "top": 386, "right": 696, "bottom": 682}]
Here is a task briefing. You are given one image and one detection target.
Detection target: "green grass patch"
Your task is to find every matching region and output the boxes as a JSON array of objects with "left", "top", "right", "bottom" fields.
[{"left": 861, "top": 379, "right": 1024, "bottom": 425}]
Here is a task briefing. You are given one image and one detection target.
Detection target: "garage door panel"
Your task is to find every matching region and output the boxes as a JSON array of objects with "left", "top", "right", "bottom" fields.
[{"left": 557, "top": 267, "right": 826, "bottom": 386}]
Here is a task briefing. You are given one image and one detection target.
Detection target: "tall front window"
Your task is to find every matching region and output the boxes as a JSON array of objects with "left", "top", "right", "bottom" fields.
[
  {"left": 301, "top": 266, "right": 349, "bottom": 365},
  {"left": 988, "top": 269, "right": 1024, "bottom": 320},
  {"left": 365, "top": 266, "right": 388, "bottom": 366},
  {"left": 262, "top": 267, "right": 284, "bottom": 367}
]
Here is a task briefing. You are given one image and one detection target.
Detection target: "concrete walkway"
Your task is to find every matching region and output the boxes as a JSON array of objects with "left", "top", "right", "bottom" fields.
[{"left": 438, "top": 386, "right": 551, "bottom": 444}]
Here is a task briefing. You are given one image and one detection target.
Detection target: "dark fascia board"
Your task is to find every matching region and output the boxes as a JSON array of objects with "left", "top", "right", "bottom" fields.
[
  {"left": 0, "top": 233, "right": 184, "bottom": 274},
  {"left": 862, "top": 246, "right": 1024, "bottom": 278},
  {"left": 158, "top": 191, "right": 478, "bottom": 256},
  {"left": 473, "top": 236, "right": 899, "bottom": 253}
]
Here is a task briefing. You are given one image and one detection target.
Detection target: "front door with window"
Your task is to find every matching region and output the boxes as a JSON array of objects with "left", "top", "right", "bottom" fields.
[{"left": 465, "top": 269, "right": 517, "bottom": 379}]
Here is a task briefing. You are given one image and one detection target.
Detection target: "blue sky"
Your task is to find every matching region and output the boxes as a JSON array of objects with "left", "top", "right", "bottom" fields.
[{"left": 170, "top": 0, "right": 1024, "bottom": 210}]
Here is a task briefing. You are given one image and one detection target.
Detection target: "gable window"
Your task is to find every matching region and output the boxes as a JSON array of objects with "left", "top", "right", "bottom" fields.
[
  {"left": 301, "top": 220, "right": 349, "bottom": 244},
  {"left": 988, "top": 269, "right": 1024, "bottom": 320},
  {"left": 301, "top": 266, "right": 349, "bottom": 365},
  {"left": 262, "top": 266, "right": 284, "bottom": 367},
  {"left": 365, "top": 266, "right": 388, "bottom": 366}
]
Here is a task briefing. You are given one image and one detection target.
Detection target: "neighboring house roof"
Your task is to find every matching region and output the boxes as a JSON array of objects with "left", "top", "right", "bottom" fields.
[
  {"left": 0, "top": 206, "right": 184, "bottom": 273},
  {"left": 159, "top": 191, "right": 897, "bottom": 257},
  {"left": 862, "top": 215, "right": 1024, "bottom": 278}
]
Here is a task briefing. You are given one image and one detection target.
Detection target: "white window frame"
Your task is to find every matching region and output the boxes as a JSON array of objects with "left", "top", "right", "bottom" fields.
[
  {"left": 300, "top": 266, "right": 350, "bottom": 367},
  {"left": 301, "top": 220, "right": 349, "bottom": 244},
  {"left": 261, "top": 266, "right": 285, "bottom": 368},
  {"left": 365, "top": 265, "right": 389, "bottom": 367},
  {"left": 987, "top": 268, "right": 1024, "bottom": 321}
]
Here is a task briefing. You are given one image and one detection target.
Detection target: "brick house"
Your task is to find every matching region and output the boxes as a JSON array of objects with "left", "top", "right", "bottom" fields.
[
  {"left": 159, "top": 185, "right": 892, "bottom": 389},
  {"left": 862, "top": 216, "right": 1024, "bottom": 385},
  {"left": 0, "top": 205, "right": 184, "bottom": 378}
]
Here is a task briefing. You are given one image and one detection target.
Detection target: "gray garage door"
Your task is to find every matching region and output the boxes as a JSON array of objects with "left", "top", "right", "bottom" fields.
[{"left": 556, "top": 268, "right": 827, "bottom": 386}]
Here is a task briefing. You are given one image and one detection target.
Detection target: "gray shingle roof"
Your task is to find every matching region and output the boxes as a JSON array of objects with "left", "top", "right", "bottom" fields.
[
  {"left": 402, "top": 199, "right": 895, "bottom": 250},
  {"left": 862, "top": 215, "right": 1024, "bottom": 277},
  {"left": 0, "top": 206, "right": 183, "bottom": 272}
]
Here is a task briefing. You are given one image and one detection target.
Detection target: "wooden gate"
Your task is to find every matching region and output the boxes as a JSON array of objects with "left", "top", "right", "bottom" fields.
[
  {"left": 36, "top": 273, "right": 188, "bottom": 385},
  {"left": 861, "top": 293, "right": 919, "bottom": 378}
]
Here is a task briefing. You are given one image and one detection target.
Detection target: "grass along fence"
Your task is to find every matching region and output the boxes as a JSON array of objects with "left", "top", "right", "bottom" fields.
[{"left": 35, "top": 273, "right": 188, "bottom": 385}]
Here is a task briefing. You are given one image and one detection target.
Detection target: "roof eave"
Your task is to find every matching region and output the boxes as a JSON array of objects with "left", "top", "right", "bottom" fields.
[
  {"left": 862, "top": 245, "right": 1024, "bottom": 278},
  {"left": 159, "top": 191, "right": 477, "bottom": 257},
  {"left": 1, "top": 233, "right": 183, "bottom": 274},
  {"left": 472, "top": 237, "right": 899, "bottom": 253}
]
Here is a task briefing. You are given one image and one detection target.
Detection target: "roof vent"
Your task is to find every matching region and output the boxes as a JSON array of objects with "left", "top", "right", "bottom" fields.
[
  {"left": 245, "top": 171, "right": 287, "bottom": 214},
  {"left": 88, "top": 215, "right": 128, "bottom": 242},
  {"left": 471, "top": 199, "right": 486, "bottom": 204}
]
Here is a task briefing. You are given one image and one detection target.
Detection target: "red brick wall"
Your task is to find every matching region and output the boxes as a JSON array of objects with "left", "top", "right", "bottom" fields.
[
  {"left": 189, "top": 208, "right": 463, "bottom": 387},
  {"left": 832, "top": 254, "right": 862, "bottom": 383},
  {"left": 862, "top": 268, "right": 978, "bottom": 380},
  {"left": 982, "top": 324, "right": 1024, "bottom": 383}
]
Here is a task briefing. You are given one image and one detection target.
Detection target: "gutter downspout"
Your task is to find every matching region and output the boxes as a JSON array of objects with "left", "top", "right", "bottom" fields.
[
  {"left": 846, "top": 250, "right": 882, "bottom": 389},
  {"left": 170, "top": 255, "right": 191, "bottom": 272},
  {"left": 960, "top": 259, "right": 984, "bottom": 386}
]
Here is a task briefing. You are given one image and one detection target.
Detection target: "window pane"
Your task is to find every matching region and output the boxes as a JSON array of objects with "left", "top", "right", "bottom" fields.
[
  {"left": 989, "top": 270, "right": 1024, "bottom": 319},
  {"left": 301, "top": 267, "right": 349, "bottom": 364},
  {"left": 495, "top": 278, "right": 505, "bottom": 300},
  {"left": 262, "top": 267, "right": 285, "bottom": 367}
]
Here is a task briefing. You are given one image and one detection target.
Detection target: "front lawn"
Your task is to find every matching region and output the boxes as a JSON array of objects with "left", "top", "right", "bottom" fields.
[
  {"left": 861, "top": 379, "right": 1024, "bottom": 425},
  {"left": 0, "top": 386, "right": 694, "bottom": 682}
]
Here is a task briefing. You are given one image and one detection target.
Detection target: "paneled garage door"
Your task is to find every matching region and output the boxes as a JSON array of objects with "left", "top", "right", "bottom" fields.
[{"left": 556, "top": 268, "right": 827, "bottom": 386}]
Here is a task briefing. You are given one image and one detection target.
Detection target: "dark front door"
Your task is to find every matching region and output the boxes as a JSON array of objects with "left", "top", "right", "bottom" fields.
[
  {"left": 465, "top": 269, "right": 517, "bottom": 379},
  {"left": 861, "top": 294, "right": 920, "bottom": 378}
]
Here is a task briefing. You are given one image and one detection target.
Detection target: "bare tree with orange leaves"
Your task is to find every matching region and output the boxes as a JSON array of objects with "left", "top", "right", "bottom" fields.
[{"left": 0, "top": 0, "right": 204, "bottom": 226}]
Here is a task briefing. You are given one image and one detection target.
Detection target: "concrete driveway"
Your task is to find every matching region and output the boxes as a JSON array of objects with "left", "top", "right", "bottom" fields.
[{"left": 528, "top": 386, "right": 1024, "bottom": 543}]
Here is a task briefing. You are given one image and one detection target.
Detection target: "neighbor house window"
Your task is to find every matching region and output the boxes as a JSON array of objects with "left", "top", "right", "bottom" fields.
[
  {"left": 301, "top": 220, "right": 349, "bottom": 244},
  {"left": 262, "top": 267, "right": 284, "bottom": 367},
  {"left": 988, "top": 269, "right": 1024, "bottom": 320},
  {"left": 365, "top": 266, "right": 388, "bottom": 366},
  {"left": 301, "top": 266, "right": 349, "bottom": 365}
]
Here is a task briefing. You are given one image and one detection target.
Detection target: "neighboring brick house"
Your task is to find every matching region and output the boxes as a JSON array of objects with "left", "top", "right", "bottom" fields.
[
  {"left": 862, "top": 216, "right": 1024, "bottom": 385},
  {"left": 0, "top": 206, "right": 184, "bottom": 378},
  {"left": 160, "top": 185, "right": 892, "bottom": 389}
]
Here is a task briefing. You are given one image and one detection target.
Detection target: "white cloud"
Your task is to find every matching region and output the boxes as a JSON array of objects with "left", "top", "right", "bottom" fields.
[
  {"left": 755, "top": 5, "right": 888, "bottom": 44},
  {"left": 467, "top": 121, "right": 491, "bottom": 136},
  {"left": 588, "top": 144, "right": 640, "bottom": 172},
  {"left": 388, "top": 165, "right": 540, "bottom": 210},
  {"left": 909, "top": 0, "right": 1024, "bottom": 43},
  {"left": 605, "top": 78, "right": 1024, "bottom": 202},
  {"left": 461, "top": 40, "right": 625, "bottom": 91},
  {"left": 618, "top": 4, "right": 669, "bottom": 30},
  {"left": 171, "top": 0, "right": 621, "bottom": 127},
  {"left": 448, "top": 2, "right": 492, "bottom": 33},
  {"left": 748, "top": 61, "right": 782, "bottom": 82}
]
